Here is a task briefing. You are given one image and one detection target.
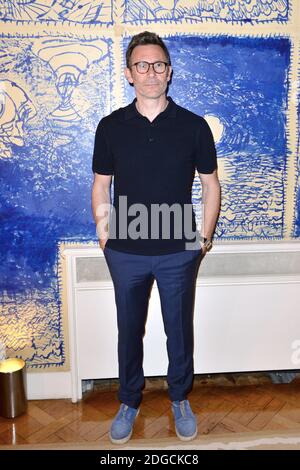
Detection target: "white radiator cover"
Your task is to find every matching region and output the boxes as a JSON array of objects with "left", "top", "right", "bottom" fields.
[{"left": 62, "top": 241, "right": 300, "bottom": 402}]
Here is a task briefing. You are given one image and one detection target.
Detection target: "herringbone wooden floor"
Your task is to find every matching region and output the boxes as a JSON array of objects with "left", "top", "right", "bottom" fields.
[{"left": 1, "top": 376, "right": 300, "bottom": 446}]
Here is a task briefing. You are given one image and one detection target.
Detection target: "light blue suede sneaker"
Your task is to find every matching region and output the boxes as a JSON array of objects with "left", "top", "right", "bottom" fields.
[
  {"left": 109, "top": 403, "right": 139, "bottom": 444},
  {"left": 172, "top": 399, "right": 197, "bottom": 441}
]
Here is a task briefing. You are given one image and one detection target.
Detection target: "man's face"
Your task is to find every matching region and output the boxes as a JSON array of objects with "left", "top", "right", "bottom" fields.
[{"left": 124, "top": 44, "right": 172, "bottom": 100}]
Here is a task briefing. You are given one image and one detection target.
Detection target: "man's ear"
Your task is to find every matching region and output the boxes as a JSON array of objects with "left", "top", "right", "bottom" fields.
[
  {"left": 124, "top": 67, "right": 133, "bottom": 84},
  {"left": 167, "top": 66, "right": 172, "bottom": 82}
]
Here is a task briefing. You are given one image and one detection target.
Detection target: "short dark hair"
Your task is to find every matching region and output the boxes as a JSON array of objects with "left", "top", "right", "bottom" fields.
[{"left": 126, "top": 31, "right": 171, "bottom": 68}]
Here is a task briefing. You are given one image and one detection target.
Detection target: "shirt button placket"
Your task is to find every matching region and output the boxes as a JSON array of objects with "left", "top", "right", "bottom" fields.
[{"left": 149, "top": 122, "right": 155, "bottom": 143}]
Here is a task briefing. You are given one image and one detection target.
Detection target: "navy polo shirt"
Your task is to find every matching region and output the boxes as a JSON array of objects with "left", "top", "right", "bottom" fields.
[{"left": 92, "top": 96, "right": 217, "bottom": 255}]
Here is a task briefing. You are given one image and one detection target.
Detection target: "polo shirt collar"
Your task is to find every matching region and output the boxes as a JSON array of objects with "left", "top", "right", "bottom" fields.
[{"left": 124, "top": 96, "right": 177, "bottom": 120}]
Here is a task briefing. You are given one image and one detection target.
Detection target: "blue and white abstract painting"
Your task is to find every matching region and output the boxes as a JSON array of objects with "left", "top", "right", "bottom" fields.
[
  {"left": 123, "top": 34, "right": 290, "bottom": 239},
  {"left": 0, "top": 0, "right": 113, "bottom": 24},
  {"left": 0, "top": 35, "right": 113, "bottom": 367},
  {"left": 122, "top": 0, "right": 289, "bottom": 24},
  {"left": 0, "top": 3, "right": 298, "bottom": 369},
  {"left": 295, "top": 96, "right": 300, "bottom": 237}
]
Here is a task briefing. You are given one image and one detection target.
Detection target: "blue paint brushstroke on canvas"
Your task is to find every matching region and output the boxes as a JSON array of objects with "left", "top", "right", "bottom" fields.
[
  {"left": 123, "top": 0, "right": 289, "bottom": 24},
  {"left": 295, "top": 97, "right": 300, "bottom": 237},
  {"left": 0, "top": 36, "right": 113, "bottom": 366},
  {"left": 0, "top": 0, "right": 113, "bottom": 24}
]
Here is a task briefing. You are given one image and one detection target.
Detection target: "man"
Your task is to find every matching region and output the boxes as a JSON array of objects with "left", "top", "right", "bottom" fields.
[{"left": 92, "top": 31, "right": 221, "bottom": 444}]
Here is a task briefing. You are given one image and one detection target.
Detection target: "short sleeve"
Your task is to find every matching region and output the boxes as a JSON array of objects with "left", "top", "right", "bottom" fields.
[
  {"left": 92, "top": 119, "right": 114, "bottom": 175},
  {"left": 195, "top": 118, "right": 217, "bottom": 174}
]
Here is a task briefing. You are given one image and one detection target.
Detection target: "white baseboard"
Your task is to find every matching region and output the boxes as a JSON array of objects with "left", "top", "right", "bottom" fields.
[{"left": 26, "top": 371, "right": 72, "bottom": 400}]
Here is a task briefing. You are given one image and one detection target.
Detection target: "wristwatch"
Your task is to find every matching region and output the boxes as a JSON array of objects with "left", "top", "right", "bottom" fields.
[{"left": 199, "top": 236, "right": 213, "bottom": 252}]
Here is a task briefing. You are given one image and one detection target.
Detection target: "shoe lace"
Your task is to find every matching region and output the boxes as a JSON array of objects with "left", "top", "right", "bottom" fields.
[
  {"left": 179, "top": 400, "right": 187, "bottom": 417},
  {"left": 122, "top": 404, "right": 129, "bottom": 418}
]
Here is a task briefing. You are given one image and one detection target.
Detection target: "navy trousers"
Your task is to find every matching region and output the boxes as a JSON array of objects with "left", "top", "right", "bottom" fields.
[{"left": 104, "top": 246, "right": 202, "bottom": 409}]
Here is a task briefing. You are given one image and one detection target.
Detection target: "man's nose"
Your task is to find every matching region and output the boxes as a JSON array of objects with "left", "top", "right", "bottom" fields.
[{"left": 148, "top": 64, "right": 156, "bottom": 76}]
